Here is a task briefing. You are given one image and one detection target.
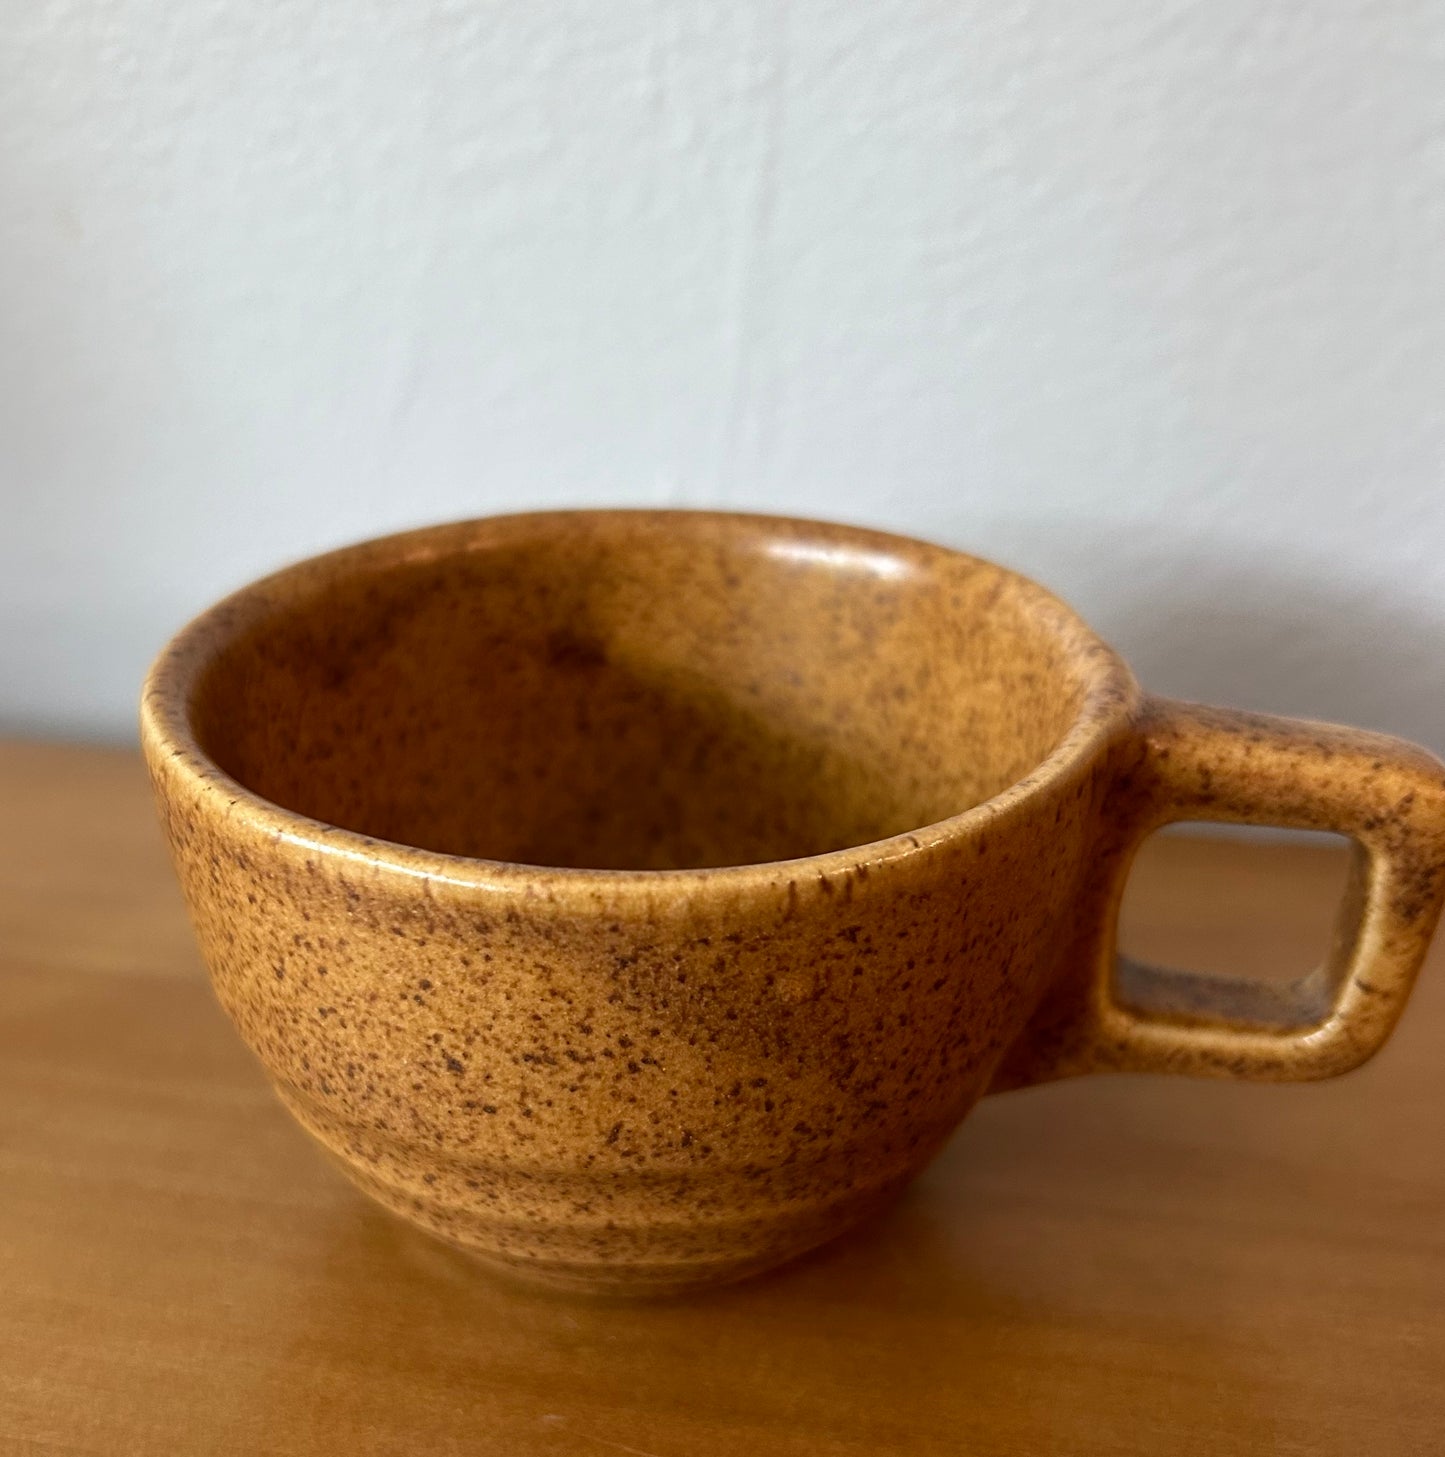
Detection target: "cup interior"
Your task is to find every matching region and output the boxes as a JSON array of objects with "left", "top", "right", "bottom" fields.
[{"left": 185, "top": 515, "right": 1100, "bottom": 870}]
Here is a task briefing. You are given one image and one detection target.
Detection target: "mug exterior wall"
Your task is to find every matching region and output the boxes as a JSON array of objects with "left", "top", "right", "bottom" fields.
[{"left": 141, "top": 512, "right": 1137, "bottom": 1293}]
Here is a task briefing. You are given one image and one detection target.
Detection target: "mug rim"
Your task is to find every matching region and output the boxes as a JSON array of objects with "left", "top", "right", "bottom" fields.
[{"left": 140, "top": 509, "right": 1140, "bottom": 892}]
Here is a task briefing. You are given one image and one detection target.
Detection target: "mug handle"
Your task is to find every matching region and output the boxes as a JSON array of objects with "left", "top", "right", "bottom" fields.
[{"left": 996, "top": 696, "right": 1445, "bottom": 1087}]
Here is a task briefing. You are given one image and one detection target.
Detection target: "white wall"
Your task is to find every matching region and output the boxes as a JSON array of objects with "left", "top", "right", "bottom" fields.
[{"left": 3, "top": 0, "right": 1443, "bottom": 748}]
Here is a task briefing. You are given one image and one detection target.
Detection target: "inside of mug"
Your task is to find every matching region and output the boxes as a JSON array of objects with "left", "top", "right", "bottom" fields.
[{"left": 189, "top": 517, "right": 1096, "bottom": 870}]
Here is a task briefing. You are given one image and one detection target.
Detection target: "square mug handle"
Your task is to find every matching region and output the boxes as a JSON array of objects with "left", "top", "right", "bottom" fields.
[{"left": 995, "top": 697, "right": 1445, "bottom": 1087}]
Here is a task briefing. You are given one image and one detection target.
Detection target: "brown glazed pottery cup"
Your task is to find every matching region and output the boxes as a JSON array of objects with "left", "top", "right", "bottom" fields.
[{"left": 141, "top": 511, "right": 1445, "bottom": 1295}]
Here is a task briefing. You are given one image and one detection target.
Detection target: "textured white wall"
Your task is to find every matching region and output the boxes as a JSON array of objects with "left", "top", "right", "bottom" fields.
[{"left": 3, "top": 1, "right": 1443, "bottom": 746}]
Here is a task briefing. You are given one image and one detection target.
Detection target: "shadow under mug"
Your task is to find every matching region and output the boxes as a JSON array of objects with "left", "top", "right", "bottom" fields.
[{"left": 141, "top": 511, "right": 1445, "bottom": 1293}]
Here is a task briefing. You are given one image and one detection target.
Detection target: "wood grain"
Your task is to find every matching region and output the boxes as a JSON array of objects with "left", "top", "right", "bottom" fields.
[{"left": 1, "top": 741, "right": 1441, "bottom": 1456}]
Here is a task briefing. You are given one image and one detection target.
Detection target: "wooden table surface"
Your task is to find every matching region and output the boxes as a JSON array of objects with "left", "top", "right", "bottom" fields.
[{"left": 2, "top": 740, "right": 1442, "bottom": 1456}]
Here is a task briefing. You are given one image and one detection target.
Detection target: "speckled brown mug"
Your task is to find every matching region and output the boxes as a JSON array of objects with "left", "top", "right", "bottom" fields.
[{"left": 141, "top": 511, "right": 1445, "bottom": 1294}]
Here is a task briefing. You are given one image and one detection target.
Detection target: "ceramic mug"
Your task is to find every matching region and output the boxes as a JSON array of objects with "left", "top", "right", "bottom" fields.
[{"left": 141, "top": 511, "right": 1445, "bottom": 1293}]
